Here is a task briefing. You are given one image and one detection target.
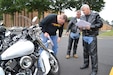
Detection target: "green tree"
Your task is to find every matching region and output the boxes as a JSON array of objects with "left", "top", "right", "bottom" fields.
[
  {"left": 49, "top": 0, "right": 78, "bottom": 13},
  {"left": 0, "top": 0, "right": 105, "bottom": 24},
  {"left": 105, "top": 20, "right": 110, "bottom": 25},
  {"left": 0, "top": 13, "right": 3, "bottom": 20},
  {"left": 49, "top": 0, "right": 105, "bottom": 14},
  {"left": 76, "top": 0, "right": 105, "bottom": 12},
  {"left": 111, "top": 20, "right": 113, "bottom": 29},
  {"left": 0, "top": 0, "right": 24, "bottom": 25},
  {"left": 0, "top": 0, "right": 24, "bottom": 14},
  {"left": 24, "top": 0, "right": 51, "bottom": 20}
]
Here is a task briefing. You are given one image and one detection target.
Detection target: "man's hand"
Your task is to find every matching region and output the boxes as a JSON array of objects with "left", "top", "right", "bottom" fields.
[
  {"left": 44, "top": 32, "right": 49, "bottom": 37},
  {"left": 79, "top": 25, "right": 90, "bottom": 30},
  {"left": 65, "top": 32, "right": 69, "bottom": 36},
  {"left": 57, "top": 37, "right": 61, "bottom": 43},
  {"left": 85, "top": 25, "right": 90, "bottom": 30}
]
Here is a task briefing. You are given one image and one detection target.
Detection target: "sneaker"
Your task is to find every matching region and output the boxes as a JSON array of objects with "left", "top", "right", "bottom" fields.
[
  {"left": 73, "top": 54, "right": 78, "bottom": 58},
  {"left": 66, "top": 55, "right": 70, "bottom": 59}
]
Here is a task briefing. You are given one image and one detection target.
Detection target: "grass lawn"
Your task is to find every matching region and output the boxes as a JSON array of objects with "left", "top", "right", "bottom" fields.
[{"left": 99, "top": 30, "right": 113, "bottom": 36}]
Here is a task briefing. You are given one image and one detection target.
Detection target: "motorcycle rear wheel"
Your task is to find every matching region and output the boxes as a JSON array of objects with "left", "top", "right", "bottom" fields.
[{"left": 48, "top": 53, "right": 60, "bottom": 75}]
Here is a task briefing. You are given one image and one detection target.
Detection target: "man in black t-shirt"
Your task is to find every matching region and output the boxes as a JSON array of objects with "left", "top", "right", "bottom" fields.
[{"left": 39, "top": 14, "right": 67, "bottom": 55}]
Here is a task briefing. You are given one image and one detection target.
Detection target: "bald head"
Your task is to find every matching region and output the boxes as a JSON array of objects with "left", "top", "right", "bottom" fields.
[{"left": 81, "top": 4, "right": 91, "bottom": 15}]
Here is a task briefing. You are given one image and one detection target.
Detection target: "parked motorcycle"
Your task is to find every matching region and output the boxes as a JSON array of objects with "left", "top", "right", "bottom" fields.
[{"left": 0, "top": 16, "right": 60, "bottom": 75}]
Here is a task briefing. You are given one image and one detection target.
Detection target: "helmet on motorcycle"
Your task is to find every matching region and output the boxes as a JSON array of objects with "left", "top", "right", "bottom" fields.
[
  {"left": 0, "top": 26, "right": 6, "bottom": 32},
  {"left": 0, "top": 26, "right": 6, "bottom": 39}
]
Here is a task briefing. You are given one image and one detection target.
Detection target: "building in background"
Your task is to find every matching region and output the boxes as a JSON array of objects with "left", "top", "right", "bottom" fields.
[{"left": 3, "top": 10, "right": 112, "bottom": 31}]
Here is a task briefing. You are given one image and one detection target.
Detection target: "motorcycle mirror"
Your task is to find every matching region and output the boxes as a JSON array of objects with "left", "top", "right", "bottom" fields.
[
  {"left": 5, "top": 31, "right": 11, "bottom": 37},
  {"left": 32, "top": 16, "right": 38, "bottom": 23}
]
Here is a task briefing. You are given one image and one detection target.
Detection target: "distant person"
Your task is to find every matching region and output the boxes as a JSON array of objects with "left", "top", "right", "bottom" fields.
[
  {"left": 79, "top": 4, "right": 103, "bottom": 75},
  {"left": 39, "top": 14, "right": 67, "bottom": 55},
  {"left": 65, "top": 10, "right": 81, "bottom": 59}
]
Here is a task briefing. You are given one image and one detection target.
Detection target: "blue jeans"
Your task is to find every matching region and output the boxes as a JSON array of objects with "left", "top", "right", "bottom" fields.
[{"left": 40, "top": 33, "right": 58, "bottom": 55}]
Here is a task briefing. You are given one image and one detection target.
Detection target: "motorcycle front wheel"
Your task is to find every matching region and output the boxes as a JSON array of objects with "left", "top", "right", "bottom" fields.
[{"left": 48, "top": 53, "right": 60, "bottom": 75}]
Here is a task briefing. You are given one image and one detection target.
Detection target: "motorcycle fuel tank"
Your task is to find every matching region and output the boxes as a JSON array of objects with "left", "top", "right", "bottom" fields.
[
  {"left": 0, "top": 67, "right": 5, "bottom": 75},
  {"left": 0, "top": 39, "right": 34, "bottom": 60}
]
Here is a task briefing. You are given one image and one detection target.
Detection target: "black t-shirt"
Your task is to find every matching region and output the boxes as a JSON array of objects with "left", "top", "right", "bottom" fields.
[{"left": 39, "top": 14, "right": 63, "bottom": 37}]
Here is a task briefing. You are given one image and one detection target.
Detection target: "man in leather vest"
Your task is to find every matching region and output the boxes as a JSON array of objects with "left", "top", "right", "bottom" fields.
[
  {"left": 79, "top": 4, "right": 103, "bottom": 75},
  {"left": 65, "top": 10, "right": 81, "bottom": 59}
]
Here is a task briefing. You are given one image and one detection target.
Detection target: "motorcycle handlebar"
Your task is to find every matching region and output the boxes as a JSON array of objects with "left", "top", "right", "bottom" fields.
[{"left": 47, "top": 35, "right": 54, "bottom": 46}]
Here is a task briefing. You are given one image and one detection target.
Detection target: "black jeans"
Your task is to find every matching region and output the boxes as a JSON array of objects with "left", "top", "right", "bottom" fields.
[
  {"left": 67, "top": 35, "right": 79, "bottom": 55},
  {"left": 82, "top": 36, "right": 98, "bottom": 72}
]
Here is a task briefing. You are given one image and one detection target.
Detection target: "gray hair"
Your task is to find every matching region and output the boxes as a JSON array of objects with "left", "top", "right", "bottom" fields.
[
  {"left": 81, "top": 4, "right": 90, "bottom": 9},
  {"left": 76, "top": 10, "right": 81, "bottom": 12}
]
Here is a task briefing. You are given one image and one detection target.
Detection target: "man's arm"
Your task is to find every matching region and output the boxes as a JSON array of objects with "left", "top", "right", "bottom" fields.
[
  {"left": 90, "top": 13, "right": 103, "bottom": 29},
  {"left": 57, "top": 25, "right": 64, "bottom": 42},
  {"left": 58, "top": 25, "right": 64, "bottom": 37},
  {"left": 66, "top": 18, "right": 75, "bottom": 32}
]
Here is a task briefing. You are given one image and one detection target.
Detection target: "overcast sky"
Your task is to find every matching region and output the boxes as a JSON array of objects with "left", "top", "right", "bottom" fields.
[
  {"left": 64, "top": 0, "right": 113, "bottom": 23},
  {"left": 100, "top": 0, "right": 113, "bottom": 23}
]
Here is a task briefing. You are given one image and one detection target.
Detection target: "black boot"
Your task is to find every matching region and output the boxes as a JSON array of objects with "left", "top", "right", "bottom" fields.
[
  {"left": 80, "top": 64, "right": 89, "bottom": 69},
  {"left": 90, "top": 71, "right": 97, "bottom": 75},
  {"left": 80, "top": 53, "right": 89, "bottom": 69}
]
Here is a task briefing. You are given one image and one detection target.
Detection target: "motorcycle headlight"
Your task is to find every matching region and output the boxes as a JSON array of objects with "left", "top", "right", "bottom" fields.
[{"left": 20, "top": 56, "right": 33, "bottom": 69}]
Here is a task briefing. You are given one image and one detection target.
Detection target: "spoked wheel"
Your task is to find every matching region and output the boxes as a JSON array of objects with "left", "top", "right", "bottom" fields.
[{"left": 48, "top": 53, "right": 60, "bottom": 75}]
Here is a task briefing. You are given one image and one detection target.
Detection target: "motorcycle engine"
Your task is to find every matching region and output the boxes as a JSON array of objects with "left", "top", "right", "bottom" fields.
[
  {"left": 2, "top": 59, "right": 19, "bottom": 73},
  {"left": 1, "top": 54, "right": 38, "bottom": 74},
  {"left": 20, "top": 56, "right": 33, "bottom": 69}
]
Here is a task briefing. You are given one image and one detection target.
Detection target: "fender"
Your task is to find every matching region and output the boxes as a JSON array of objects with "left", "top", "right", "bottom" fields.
[
  {"left": 0, "top": 67, "right": 5, "bottom": 75},
  {"left": 48, "top": 49, "right": 54, "bottom": 53},
  {"left": 39, "top": 50, "right": 51, "bottom": 74}
]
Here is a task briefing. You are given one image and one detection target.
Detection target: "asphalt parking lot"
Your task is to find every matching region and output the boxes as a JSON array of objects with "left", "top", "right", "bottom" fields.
[{"left": 57, "top": 36, "right": 113, "bottom": 75}]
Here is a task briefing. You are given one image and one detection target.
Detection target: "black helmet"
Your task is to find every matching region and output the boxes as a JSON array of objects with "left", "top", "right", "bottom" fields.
[
  {"left": 0, "top": 26, "right": 6, "bottom": 40},
  {"left": 0, "top": 26, "right": 6, "bottom": 32}
]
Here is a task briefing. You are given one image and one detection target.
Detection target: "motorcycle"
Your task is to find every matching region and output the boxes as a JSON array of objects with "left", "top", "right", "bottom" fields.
[{"left": 0, "top": 16, "right": 60, "bottom": 75}]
